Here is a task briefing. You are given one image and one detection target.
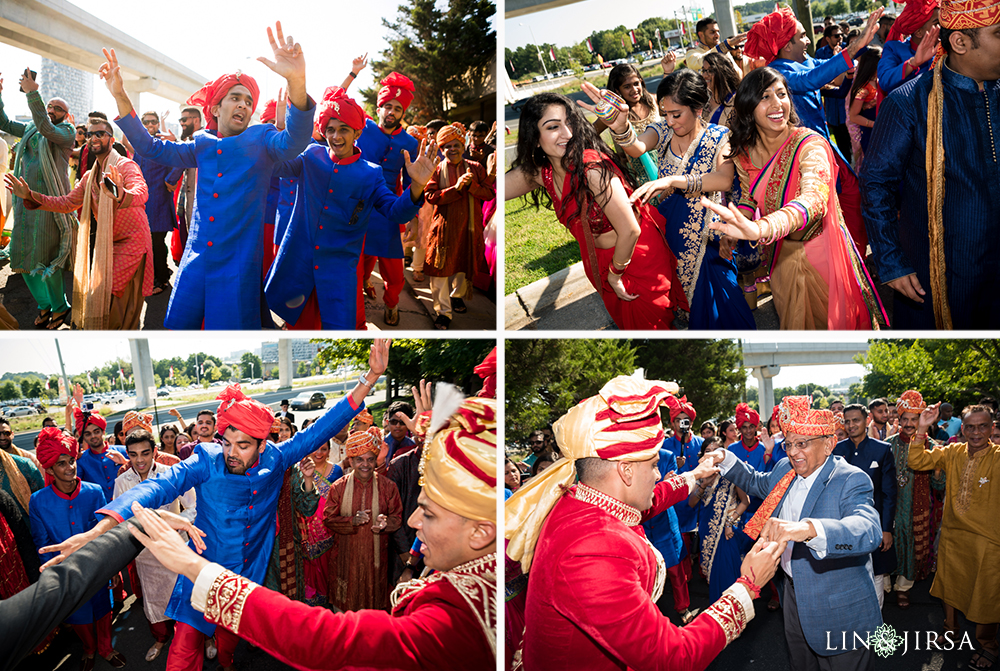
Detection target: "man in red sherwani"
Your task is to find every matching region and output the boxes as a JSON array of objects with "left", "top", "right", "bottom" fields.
[
  {"left": 324, "top": 426, "right": 402, "bottom": 611},
  {"left": 4, "top": 116, "right": 154, "bottom": 329},
  {"left": 124, "top": 395, "right": 498, "bottom": 670},
  {"left": 505, "top": 376, "right": 787, "bottom": 671}
]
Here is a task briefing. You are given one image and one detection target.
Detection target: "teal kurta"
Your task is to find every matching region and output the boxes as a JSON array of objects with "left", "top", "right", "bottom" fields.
[
  {"left": 264, "top": 463, "right": 319, "bottom": 601},
  {"left": 889, "top": 433, "right": 946, "bottom": 581},
  {"left": 0, "top": 91, "right": 75, "bottom": 275},
  {"left": 0, "top": 452, "right": 44, "bottom": 517}
]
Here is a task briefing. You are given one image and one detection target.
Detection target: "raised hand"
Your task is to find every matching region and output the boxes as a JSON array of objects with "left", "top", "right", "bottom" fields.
[
  {"left": 258, "top": 22, "right": 305, "bottom": 85},
  {"left": 368, "top": 338, "right": 391, "bottom": 376},
  {"left": 101, "top": 163, "right": 124, "bottom": 201},
  {"left": 578, "top": 81, "right": 628, "bottom": 132},
  {"left": 913, "top": 25, "right": 940, "bottom": 66},
  {"left": 486, "top": 151, "right": 497, "bottom": 178},
  {"left": 275, "top": 87, "right": 287, "bottom": 131},
  {"left": 727, "top": 32, "right": 749, "bottom": 50},
  {"left": 98, "top": 48, "right": 127, "bottom": 100},
  {"left": 403, "top": 138, "right": 438, "bottom": 187},
  {"left": 661, "top": 51, "right": 677, "bottom": 75},
  {"left": 917, "top": 401, "right": 941, "bottom": 434},
  {"left": 299, "top": 455, "right": 316, "bottom": 479},
  {"left": 351, "top": 53, "right": 369, "bottom": 75},
  {"left": 850, "top": 7, "right": 885, "bottom": 56},
  {"left": 20, "top": 67, "right": 38, "bottom": 94},
  {"left": 702, "top": 196, "right": 760, "bottom": 241},
  {"left": 4, "top": 174, "right": 31, "bottom": 200}
]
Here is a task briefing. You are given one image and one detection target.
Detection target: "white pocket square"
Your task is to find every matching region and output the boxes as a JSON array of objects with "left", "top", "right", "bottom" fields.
[{"left": 870, "top": 461, "right": 879, "bottom": 469}]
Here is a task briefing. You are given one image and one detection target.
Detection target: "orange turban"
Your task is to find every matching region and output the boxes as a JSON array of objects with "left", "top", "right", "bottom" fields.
[
  {"left": 346, "top": 427, "right": 381, "bottom": 457},
  {"left": 418, "top": 397, "right": 496, "bottom": 521},
  {"left": 436, "top": 123, "right": 467, "bottom": 148},
  {"left": 215, "top": 384, "right": 274, "bottom": 440},
  {"left": 474, "top": 347, "right": 497, "bottom": 399},
  {"left": 665, "top": 395, "right": 697, "bottom": 422},
  {"left": 735, "top": 402, "right": 760, "bottom": 428},
  {"left": 833, "top": 412, "right": 845, "bottom": 431},
  {"left": 407, "top": 125, "right": 429, "bottom": 142},
  {"left": 186, "top": 72, "right": 260, "bottom": 132},
  {"left": 270, "top": 417, "right": 283, "bottom": 434},
  {"left": 939, "top": 0, "right": 1000, "bottom": 28},
  {"left": 888, "top": 0, "right": 941, "bottom": 41},
  {"left": 744, "top": 7, "right": 799, "bottom": 63},
  {"left": 896, "top": 390, "right": 927, "bottom": 415},
  {"left": 74, "top": 408, "right": 106, "bottom": 436},
  {"left": 376, "top": 72, "right": 415, "bottom": 111},
  {"left": 352, "top": 409, "right": 374, "bottom": 431},
  {"left": 123, "top": 411, "right": 153, "bottom": 435},
  {"left": 36, "top": 427, "right": 78, "bottom": 479},
  {"left": 778, "top": 396, "right": 835, "bottom": 436},
  {"left": 315, "top": 86, "right": 366, "bottom": 135}
]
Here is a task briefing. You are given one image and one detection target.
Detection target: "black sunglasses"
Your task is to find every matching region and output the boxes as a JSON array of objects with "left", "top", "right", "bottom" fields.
[
  {"left": 85, "top": 130, "right": 111, "bottom": 138},
  {"left": 388, "top": 418, "right": 405, "bottom": 426}
]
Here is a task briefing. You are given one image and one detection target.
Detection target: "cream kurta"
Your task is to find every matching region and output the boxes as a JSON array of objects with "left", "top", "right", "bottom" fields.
[
  {"left": 113, "top": 461, "right": 196, "bottom": 624},
  {"left": 909, "top": 440, "right": 1000, "bottom": 622}
]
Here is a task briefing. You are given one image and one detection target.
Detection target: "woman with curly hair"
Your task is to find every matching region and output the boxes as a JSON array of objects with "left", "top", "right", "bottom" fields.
[
  {"left": 701, "top": 67, "right": 887, "bottom": 329},
  {"left": 505, "top": 92, "right": 687, "bottom": 329}
]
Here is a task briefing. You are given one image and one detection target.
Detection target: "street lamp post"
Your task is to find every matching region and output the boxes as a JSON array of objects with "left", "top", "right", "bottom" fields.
[{"left": 521, "top": 22, "right": 549, "bottom": 77}]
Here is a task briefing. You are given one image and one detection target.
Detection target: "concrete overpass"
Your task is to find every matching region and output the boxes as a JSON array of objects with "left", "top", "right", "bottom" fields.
[
  {"left": 743, "top": 342, "right": 869, "bottom": 420},
  {"left": 0, "top": 0, "right": 207, "bottom": 106}
]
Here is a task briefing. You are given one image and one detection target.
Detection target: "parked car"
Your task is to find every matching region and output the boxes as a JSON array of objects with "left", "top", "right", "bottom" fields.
[
  {"left": 290, "top": 391, "right": 327, "bottom": 411},
  {"left": 157, "top": 389, "right": 170, "bottom": 397},
  {"left": 7, "top": 406, "right": 38, "bottom": 417}
]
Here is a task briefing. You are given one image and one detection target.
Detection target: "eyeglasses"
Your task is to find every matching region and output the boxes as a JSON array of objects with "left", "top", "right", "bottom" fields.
[
  {"left": 0, "top": 431, "right": 11, "bottom": 437},
  {"left": 85, "top": 130, "right": 111, "bottom": 139},
  {"left": 179, "top": 116, "right": 197, "bottom": 123},
  {"left": 786, "top": 435, "right": 831, "bottom": 451},
  {"left": 529, "top": 440, "right": 544, "bottom": 446},
  {"left": 387, "top": 418, "right": 405, "bottom": 426},
  {"left": 142, "top": 119, "right": 159, "bottom": 126}
]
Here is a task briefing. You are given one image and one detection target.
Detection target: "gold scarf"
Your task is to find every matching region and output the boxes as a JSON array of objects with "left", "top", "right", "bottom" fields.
[
  {"left": 72, "top": 151, "right": 121, "bottom": 330},
  {"left": 0, "top": 448, "right": 32, "bottom": 513},
  {"left": 925, "top": 57, "right": 953, "bottom": 329},
  {"left": 339, "top": 470, "right": 381, "bottom": 569}
]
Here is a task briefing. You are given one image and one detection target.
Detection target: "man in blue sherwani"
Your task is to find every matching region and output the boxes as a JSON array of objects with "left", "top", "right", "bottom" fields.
[
  {"left": 134, "top": 110, "right": 183, "bottom": 294},
  {"left": 355, "top": 72, "right": 421, "bottom": 327},
  {"left": 704, "top": 396, "right": 882, "bottom": 671},
  {"left": 37, "top": 340, "right": 391, "bottom": 671},
  {"left": 834, "top": 403, "right": 897, "bottom": 609},
  {"left": 861, "top": 5, "right": 1000, "bottom": 329},
  {"left": 74, "top": 409, "right": 126, "bottom": 503},
  {"left": 96, "top": 22, "right": 315, "bottom": 330},
  {"left": 876, "top": 2, "right": 939, "bottom": 98},
  {"left": 266, "top": 89, "right": 434, "bottom": 330}
]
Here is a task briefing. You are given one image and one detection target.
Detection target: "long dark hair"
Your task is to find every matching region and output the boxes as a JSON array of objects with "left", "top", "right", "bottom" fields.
[
  {"left": 511, "top": 92, "right": 633, "bottom": 215},
  {"left": 703, "top": 52, "right": 741, "bottom": 105},
  {"left": 607, "top": 64, "right": 656, "bottom": 122},
  {"left": 726, "top": 67, "right": 800, "bottom": 160},
  {"left": 655, "top": 69, "right": 710, "bottom": 112},
  {"left": 849, "top": 46, "right": 881, "bottom": 101}
]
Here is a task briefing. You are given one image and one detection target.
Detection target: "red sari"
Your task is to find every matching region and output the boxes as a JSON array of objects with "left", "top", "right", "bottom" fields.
[{"left": 542, "top": 150, "right": 687, "bottom": 330}]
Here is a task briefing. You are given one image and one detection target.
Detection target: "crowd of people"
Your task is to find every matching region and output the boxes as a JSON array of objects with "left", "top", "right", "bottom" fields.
[
  {"left": 0, "top": 22, "right": 497, "bottom": 331},
  {"left": 506, "top": 0, "right": 999, "bottom": 330},
  {"left": 0, "top": 341, "right": 500, "bottom": 671},
  {"left": 505, "top": 378, "right": 1000, "bottom": 670}
]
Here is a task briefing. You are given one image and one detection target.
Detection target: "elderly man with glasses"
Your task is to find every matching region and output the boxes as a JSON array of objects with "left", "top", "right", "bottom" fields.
[{"left": 0, "top": 68, "right": 77, "bottom": 329}]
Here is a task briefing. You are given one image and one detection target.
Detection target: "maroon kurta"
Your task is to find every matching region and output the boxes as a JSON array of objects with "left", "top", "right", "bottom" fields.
[
  {"left": 323, "top": 472, "right": 402, "bottom": 612},
  {"left": 522, "top": 476, "right": 749, "bottom": 671},
  {"left": 423, "top": 159, "right": 494, "bottom": 279}
]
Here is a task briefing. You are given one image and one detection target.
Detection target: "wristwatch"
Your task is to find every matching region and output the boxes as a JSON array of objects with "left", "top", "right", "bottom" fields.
[{"left": 358, "top": 373, "right": 374, "bottom": 388}]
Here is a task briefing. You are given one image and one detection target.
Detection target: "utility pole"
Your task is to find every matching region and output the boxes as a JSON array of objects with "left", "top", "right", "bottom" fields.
[
  {"left": 791, "top": 0, "right": 817, "bottom": 56},
  {"left": 54, "top": 339, "right": 70, "bottom": 405},
  {"left": 521, "top": 23, "right": 549, "bottom": 77}
]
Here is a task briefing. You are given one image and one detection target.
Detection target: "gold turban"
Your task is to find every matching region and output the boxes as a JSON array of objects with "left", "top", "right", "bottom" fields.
[
  {"left": 346, "top": 428, "right": 380, "bottom": 458},
  {"left": 505, "top": 376, "right": 679, "bottom": 572},
  {"left": 123, "top": 411, "right": 153, "bottom": 435},
  {"left": 418, "top": 397, "right": 496, "bottom": 522}
]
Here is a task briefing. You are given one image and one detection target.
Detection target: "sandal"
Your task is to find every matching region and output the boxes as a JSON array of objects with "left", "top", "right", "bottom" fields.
[
  {"left": 934, "top": 628, "right": 958, "bottom": 647},
  {"left": 970, "top": 649, "right": 998, "bottom": 670},
  {"left": 33, "top": 309, "right": 51, "bottom": 329},
  {"left": 767, "top": 598, "right": 780, "bottom": 611},
  {"left": 363, "top": 282, "right": 377, "bottom": 300},
  {"left": 412, "top": 270, "right": 424, "bottom": 282},
  {"left": 46, "top": 309, "right": 70, "bottom": 330},
  {"left": 150, "top": 284, "right": 164, "bottom": 296},
  {"left": 433, "top": 314, "right": 451, "bottom": 330},
  {"left": 452, "top": 297, "right": 467, "bottom": 313},
  {"left": 896, "top": 590, "right": 911, "bottom": 609}
]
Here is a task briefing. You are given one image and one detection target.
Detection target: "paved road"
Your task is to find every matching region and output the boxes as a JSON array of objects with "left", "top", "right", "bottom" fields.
[{"left": 12, "top": 379, "right": 383, "bottom": 452}]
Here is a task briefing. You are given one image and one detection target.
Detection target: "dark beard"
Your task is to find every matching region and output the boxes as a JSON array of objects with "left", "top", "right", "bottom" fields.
[
  {"left": 381, "top": 118, "right": 402, "bottom": 132},
  {"left": 181, "top": 127, "right": 194, "bottom": 140}
]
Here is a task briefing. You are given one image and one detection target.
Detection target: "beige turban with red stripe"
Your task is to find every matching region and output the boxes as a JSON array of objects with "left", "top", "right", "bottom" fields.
[
  {"left": 778, "top": 396, "right": 835, "bottom": 436},
  {"left": 506, "top": 376, "right": 680, "bottom": 572}
]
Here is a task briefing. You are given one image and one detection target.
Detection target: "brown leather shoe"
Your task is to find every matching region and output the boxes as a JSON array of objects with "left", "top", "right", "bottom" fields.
[
  {"left": 896, "top": 590, "right": 911, "bottom": 609},
  {"left": 79, "top": 656, "right": 96, "bottom": 671},
  {"left": 104, "top": 650, "right": 127, "bottom": 668}
]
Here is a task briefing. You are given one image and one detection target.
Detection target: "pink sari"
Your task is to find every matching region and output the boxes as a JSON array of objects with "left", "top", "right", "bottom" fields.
[
  {"left": 735, "top": 128, "right": 887, "bottom": 329},
  {"left": 302, "top": 464, "right": 339, "bottom": 606}
]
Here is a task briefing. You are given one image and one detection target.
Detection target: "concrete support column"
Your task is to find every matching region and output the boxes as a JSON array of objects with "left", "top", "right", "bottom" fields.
[
  {"left": 712, "top": 0, "right": 738, "bottom": 41},
  {"left": 278, "top": 340, "right": 292, "bottom": 391},
  {"left": 129, "top": 339, "right": 154, "bottom": 409},
  {"left": 753, "top": 364, "right": 781, "bottom": 421}
]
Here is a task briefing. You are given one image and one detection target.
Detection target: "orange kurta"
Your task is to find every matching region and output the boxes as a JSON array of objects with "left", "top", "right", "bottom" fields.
[{"left": 323, "top": 472, "right": 402, "bottom": 612}]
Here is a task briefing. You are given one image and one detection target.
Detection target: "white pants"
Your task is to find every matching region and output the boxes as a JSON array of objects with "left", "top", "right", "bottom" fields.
[
  {"left": 874, "top": 574, "right": 887, "bottom": 608},
  {"left": 894, "top": 575, "right": 914, "bottom": 592},
  {"left": 429, "top": 273, "right": 467, "bottom": 318},
  {"left": 411, "top": 247, "right": 426, "bottom": 272}
]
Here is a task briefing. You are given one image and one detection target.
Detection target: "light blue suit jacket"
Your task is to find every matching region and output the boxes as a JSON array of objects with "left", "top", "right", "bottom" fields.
[{"left": 724, "top": 454, "right": 883, "bottom": 655}]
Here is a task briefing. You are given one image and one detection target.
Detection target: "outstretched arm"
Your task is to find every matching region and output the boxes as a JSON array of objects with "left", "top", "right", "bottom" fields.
[{"left": 257, "top": 22, "right": 307, "bottom": 111}]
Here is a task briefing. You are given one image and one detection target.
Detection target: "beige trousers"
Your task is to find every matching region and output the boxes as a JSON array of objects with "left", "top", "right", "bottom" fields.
[{"left": 428, "top": 273, "right": 467, "bottom": 318}]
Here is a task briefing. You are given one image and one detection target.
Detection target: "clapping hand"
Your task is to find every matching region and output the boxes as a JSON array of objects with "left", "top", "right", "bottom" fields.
[
  {"left": 354, "top": 509, "right": 372, "bottom": 526},
  {"left": 372, "top": 514, "right": 388, "bottom": 533}
]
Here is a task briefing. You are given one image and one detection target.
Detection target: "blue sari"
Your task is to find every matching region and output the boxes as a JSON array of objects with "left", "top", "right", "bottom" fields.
[
  {"left": 648, "top": 120, "right": 756, "bottom": 330},
  {"left": 696, "top": 478, "right": 749, "bottom": 602}
]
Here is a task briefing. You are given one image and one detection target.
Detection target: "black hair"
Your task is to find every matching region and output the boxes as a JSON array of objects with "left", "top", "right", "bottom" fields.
[
  {"left": 941, "top": 26, "right": 982, "bottom": 54},
  {"left": 277, "top": 416, "right": 297, "bottom": 437},
  {"left": 88, "top": 110, "right": 108, "bottom": 120},
  {"left": 696, "top": 17, "right": 718, "bottom": 34},
  {"left": 386, "top": 401, "right": 414, "bottom": 419},
  {"left": 531, "top": 450, "right": 559, "bottom": 476},
  {"left": 961, "top": 404, "right": 993, "bottom": 421},
  {"left": 727, "top": 67, "right": 800, "bottom": 160},
  {"left": 700, "top": 437, "right": 718, "bottom": 457},
  {"left": 141, "top": 111, "right": 160, "bottom": 122},
  {"left": 125, "top": 429, "right": 156, "bottom": 452},
  {"left": 700, "top": 420, "right": 717, "bottom": 433},
  {"left": 426, "top": 119, "right": 448, "bottom": 133},
  {"left": 824, "top": 16, "right": 835, "bottom": 23},
  {"left": 878, "top": 15, "right": 896, "bottom": 26},
  {"left": 702, "top": 52, "right": 741, "bottom": 106},
  {"left": 470, "top": 120, "right": 489, "bottom": 132},
  {"left": 823, "top": 25, "right": 841, "bottom": 39},
  {"left": 868, "top": 398, "right": 888, "bottom": 410},
  {"left": 978, "top": 396, "right": 998, "bottom": 413},
  {"left": 719, "top": 419, "right": 736, "bottom": 437},
  {"left": 656, "top": 69, "right": 710, "bottom": 113},
  {"left": 575, "top": 456, "right": 613, "bottom": 484},
  {"left": 850, "top": 46, "right": 881, "bottom": 100},
  {"left": 197, "top": 410, "right": 215, "bottom": 421},
  {"left": 844, "top": 403, "right": 869, "bottom": 419},
  {"left": 181, "top": 105, "right": 202, "bottom": 119},
  {"left": 113, "top": 421, "right": 125, "bottom": 444},
  {"left": 511, "top": 92, "right": 633, "bottom": 216},
  {"left": 606, "top": 63, "right": 656, "bottom": 121}
]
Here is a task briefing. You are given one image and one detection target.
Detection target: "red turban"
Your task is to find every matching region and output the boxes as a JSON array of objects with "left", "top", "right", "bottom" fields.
[
  {"left": 770, "top": 404, "right": 781, "bottom": 427},
  {"left": 735, "top": 403, "right": 760, "bottom": 428},
  {"left": 315, "top": 87, "right": 366, "bottom": 136},
  {"left": 36, "top": 427, "right": 78, "bottom": 480},
  {"left": 215, "top": 384, "right": 274, "bottom": 440},
  {"left": 260, "top": 98, "right": 277, "bottom": 124},
  {"left": 376, "top": 72, "right": 415, "bottom": 111},
  {"left": 186, "top": 72, "right": 260, "bottom": 132},
  {"left": 939, "top": 0, "right": 1000, "bottom": 28},
  {"left": 474, "top": 347, "right": 497, "bottom": 399},
  {"left": 436, "top": 123, "right": 467, "bottom": 148},
  {"left": 74, "top": 408, "right": 107, "bottom": 436},
  {"left": 888, "top": 0, "right": 941, "bottom": 41},
  {"left": 664, "top": 395, "right": 697, "bottom": 422},
  {"left": 778, "top": 396, "right": 834, "bottom": 436},
  {"left": 744, "top": 7, "right": 799, "bottom": 63}
]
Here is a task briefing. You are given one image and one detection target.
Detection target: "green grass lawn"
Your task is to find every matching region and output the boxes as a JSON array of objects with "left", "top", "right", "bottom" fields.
[{"left": 504, "top": 198, "right": 579, "bottom": 296}]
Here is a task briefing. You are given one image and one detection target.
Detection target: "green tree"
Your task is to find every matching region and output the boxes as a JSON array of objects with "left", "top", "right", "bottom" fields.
[
  {"left": 851, "top": 0, "right": 874, "bottom": 12},
  {"left": 0, "top": 380, "right": 21, "bottom": 401},
  {"left": 505, "top": 339, "right": 637, "bottom": 446},
  {"left": 297, "top": 362, "right": 312, "bottom": 378},
  {"left": 828, "top": 0, "right": 849, "bottom": 15},
  {"left": 219, "top": 365, "right": 234, "bottom": 381},
  {"left": 22, "top": 378, "right": 44, "bottom": 398},
  {"left": 241, "top": 352, "right": 264, "bottom": 379},
  {"left": 632, "top": 339, "right": 748, "bottom": 422}
]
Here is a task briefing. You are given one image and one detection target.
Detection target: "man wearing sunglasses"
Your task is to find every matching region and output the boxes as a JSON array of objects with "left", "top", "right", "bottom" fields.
[
  {"left": 6, "top": 115, "right": 155, "bottom": 329},
  {"left": 704, "top": 396, "right": 883, "bottom": 671},
  {"left": 0, "top": 69, "right": 76, "bottom": 330},
  {"left": 135, "top": 111, "right": 183, "bottom": 296},
  {"left": 383, "top": 401, "right": 416, "bottom": 462}
]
